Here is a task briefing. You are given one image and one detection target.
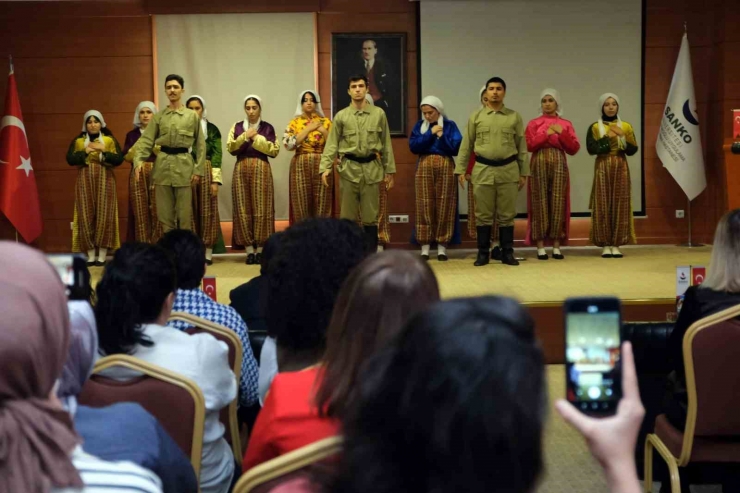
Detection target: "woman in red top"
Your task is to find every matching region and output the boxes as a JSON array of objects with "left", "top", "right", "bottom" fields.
[
  {"left": 524, "top": 89, "right": 580, "bottom": 260},
  {"left": 243, "top": 250, "right": 440, "bottom": 470}
]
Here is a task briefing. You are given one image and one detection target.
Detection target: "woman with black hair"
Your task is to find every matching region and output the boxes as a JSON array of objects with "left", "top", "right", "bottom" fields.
[
  {"left": 66, "top": 110, "right": 124, "bottom": 265},
  {"left": 227, "top": 95, "right": 280, "bottom": 264},
  {"left": 94, "top": 243, "right": 237, "bottom": 493},
  {"left": 283, "top": 90, "right": 333, "bottom": 224},
  {"left": 331, "top": 296, "right": 645, "bottom": 493}
]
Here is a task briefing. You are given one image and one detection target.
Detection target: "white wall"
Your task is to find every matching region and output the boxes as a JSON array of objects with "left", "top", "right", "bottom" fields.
[
  {"left": 156, "top": 13, "right": 316, "bottom": 220},
  {"left": 420, "top": 0, "right": 643, "bottom": 214}
]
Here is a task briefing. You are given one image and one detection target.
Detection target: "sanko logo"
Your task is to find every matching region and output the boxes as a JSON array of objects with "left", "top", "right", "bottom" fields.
[{"left": 663, "top": 100, "right": 698, "bottom": 144}]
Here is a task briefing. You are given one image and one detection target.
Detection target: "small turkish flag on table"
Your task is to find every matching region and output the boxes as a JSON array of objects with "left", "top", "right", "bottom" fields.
[{"left": 0, "top": 58, "right": 42, "bottom": 243}]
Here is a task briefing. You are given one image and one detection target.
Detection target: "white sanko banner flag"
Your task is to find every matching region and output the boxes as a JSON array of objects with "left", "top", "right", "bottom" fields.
[{"left": 656, "top": 33, "right": 706, "bottom": 200}]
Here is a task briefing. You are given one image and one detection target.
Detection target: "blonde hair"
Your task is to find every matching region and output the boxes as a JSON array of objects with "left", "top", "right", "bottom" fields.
[{"left": 702, "top": 209, "right": 740, "bottom": 292}]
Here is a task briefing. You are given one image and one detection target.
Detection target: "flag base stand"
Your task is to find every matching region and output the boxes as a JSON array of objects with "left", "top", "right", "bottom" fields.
[
  {"left": 676, "top": 198, "right": 704, "bottom": 248},
  {"left": 677, "top": 241, "right": 704, "bottom": 248}
]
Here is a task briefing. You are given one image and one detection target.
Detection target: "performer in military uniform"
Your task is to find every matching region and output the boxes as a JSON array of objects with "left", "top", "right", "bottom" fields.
[
  {"left": 455, "top": 77, "right": 528, "bottom": 266},
  {"left": 320, "top": 75, "right": 396, "bottom": 253}
]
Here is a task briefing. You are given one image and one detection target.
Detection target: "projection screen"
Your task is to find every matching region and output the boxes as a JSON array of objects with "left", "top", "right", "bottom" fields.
[
  {"left": 155, "top": 13, "right": 316, "bottom": 221},
  {"left": 420, "top": 0, "right": 643, "bottom": 216}
]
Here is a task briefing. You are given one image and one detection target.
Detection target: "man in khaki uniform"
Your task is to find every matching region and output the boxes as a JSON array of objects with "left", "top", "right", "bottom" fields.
[
  {"left": 455, "top": 77, "right": 528, "bottom": 266},
  {"left": 135, "top": 74, "right": 205, "bottom": 232},
  {"left": 321, "top": 75, "right": 396, "bottom": 252}
]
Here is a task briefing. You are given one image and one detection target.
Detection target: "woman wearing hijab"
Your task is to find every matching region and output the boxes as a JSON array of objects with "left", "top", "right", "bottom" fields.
[
  {"left": 525, "top": 89, "right": 580, "bottom": 260},
  {"left": 465, "top": 86, "right": 500, "bottom": 257},
  {"left": 123, "top": 101, "right": 162, "bottom": 244},
  {"left": 283, "top": 90, "right": 333, "bottom": 224},
  {"left": 66, "top": 110, "right": 124, "bottom": 265},
  {"left": 358, "top": 94, "right": 391, "bottom": 252},
  {"left": 586, "top": 93, "right": 638, "bottom": 258},
  {"left": 185, "top": 95, "right": 226, "bottom": 264},
  {"left": 0, "top": 242, "right": 163, "bottom": 493},
  {"left": 409, "top": 96, "right": 463, "bottom": 260},
  {"left": 59, "top": 300, "right": 198, "bottom": 493},
  {"left": 227, "top": 95, "right": 279, "bottom": 265}
]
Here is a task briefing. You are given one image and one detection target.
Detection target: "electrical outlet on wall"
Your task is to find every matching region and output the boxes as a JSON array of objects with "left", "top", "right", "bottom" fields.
[
  {"left": 389, "top": 214, "right": 409, "bottom": 223},
  {"left": 676, "top": 210, "right": 685, "bottom": 218}
]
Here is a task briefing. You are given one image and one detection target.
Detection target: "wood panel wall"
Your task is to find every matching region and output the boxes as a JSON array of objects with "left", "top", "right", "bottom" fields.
[{"left": 0, "top": 0, "right": 737, "bottom": 251}]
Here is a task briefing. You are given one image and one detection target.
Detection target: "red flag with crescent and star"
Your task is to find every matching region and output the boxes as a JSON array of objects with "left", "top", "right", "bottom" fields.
[{"left": 0, "top": 59, "right": 42, "bottom": 243}]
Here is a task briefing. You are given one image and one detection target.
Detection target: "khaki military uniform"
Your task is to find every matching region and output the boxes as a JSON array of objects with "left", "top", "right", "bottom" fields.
[
  {"left": 320, "top": 103, "right": 396, "bottom": 225},
  {"left": 135, "top": 105, "right": 206, "bottom": 232},
  {"left": 455, "top": 105, "right": 528, "bottom": 226}
]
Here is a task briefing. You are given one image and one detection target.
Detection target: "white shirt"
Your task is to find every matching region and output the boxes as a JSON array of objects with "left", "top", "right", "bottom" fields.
[
  {"left": 258, "top": 336, "right": 278, "bottom": 405},
  {"left": 364, "top": 58, "right": 375, "bottom": 70},
  {"left": 99, "top": 324, "right": 237, "bottom": 493},
  {"left": 53, "top": 446, "right": 163, "bottom": 493}
]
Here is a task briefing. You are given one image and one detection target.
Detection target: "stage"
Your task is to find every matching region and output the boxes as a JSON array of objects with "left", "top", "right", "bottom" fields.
[{"left": 89, "top": 244, "right": 712, "bottom": 363}]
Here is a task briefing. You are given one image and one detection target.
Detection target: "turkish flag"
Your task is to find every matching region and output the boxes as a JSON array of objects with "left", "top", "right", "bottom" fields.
[{"left": 0, "top": 65, "right": 42, "bottom": 243}]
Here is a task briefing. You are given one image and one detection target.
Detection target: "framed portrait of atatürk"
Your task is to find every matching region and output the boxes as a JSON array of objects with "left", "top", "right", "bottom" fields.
[{"left": 331, "top": 33, "right": 407, "bottom": 136}]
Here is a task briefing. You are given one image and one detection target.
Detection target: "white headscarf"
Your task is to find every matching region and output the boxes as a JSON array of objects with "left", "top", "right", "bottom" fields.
[
  {"left": 597, "top": 92, "right": 626, "bottom": 149},
  {"left": 365, "top": 94, "right": 374, "bottom": 106},
  {"left": 294, "top": 90, "right": 325, "bottom": 118},
  {"left": 538, "top": 88, "right": 562, "bottom": 116},
  {"left": 479, "top": 85, "right": 487, "bottom": 107},
  {"left": 419, "top": 96, "right": 445, "bottom": 134},
  {"left": 243, "top": 95, "right": 262, "bottom": 131},
  {"left": 187, "top": 95, "right": 208, "bottom": 136},
  {"left": 82, "top": 110, "right": 106, "bottom": 147},
  {"left": 132, "top": 101, "right": 157, "bottom": 128}
]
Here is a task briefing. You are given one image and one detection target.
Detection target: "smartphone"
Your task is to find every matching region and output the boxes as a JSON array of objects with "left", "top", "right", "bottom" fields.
[
  {"left": 47, "top": 254, "right": 89, "bottom": 301},
  {"left": 564, "top": 297, "right": 622, "bottom": 414}
]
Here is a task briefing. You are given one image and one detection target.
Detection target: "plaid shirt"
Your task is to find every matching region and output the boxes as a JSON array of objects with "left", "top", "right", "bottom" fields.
[{"left": 169, "top": 288, "right": 258, "bottom": 407}]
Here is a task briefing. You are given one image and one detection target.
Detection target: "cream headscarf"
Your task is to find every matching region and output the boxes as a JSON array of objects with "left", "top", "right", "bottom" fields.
[
  {"left": 538, "top": 88, "right": 562, "bottom": 116},
  {"left": 187, "top": 95, "right": 208, "bottom": 136},
  {"left": 132, "top": 101, "right": 157, "bottom": 128},
  {"left": 365, "top": 93, "right": 374, "bottom": 106},
  {"left": 419, "top": 96, "right": 445, "bottom": 134},
  {"left": 597, "top": 92, "right": 626, "bottom": 149},
  {"left": 294, "top": 90, "right": 325, "bottom": 118},
  {"left": 479, "top": 85, "right": 487, "bottom": 107},
  {"left": 82, "top": 110, "right": 106, "bottom": 147},
  {"left": 243, "top": 94, "right": 262, "bottom": 131}
]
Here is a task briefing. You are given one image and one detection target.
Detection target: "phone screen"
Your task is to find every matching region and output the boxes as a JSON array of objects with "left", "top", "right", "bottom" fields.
[
  {"left": 47, "top": 254, "right": 88, "bottom": 300},
  {"left": 565, "top": 298, "right": 622, "bottom": 414}
]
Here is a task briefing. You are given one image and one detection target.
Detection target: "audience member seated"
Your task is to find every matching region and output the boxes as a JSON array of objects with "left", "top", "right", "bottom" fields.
[
  {"left": 160, "top": 229, "right": 259, "bottom": 408},
  {"left": 0, "top": 242, "right": 163, "bottom": 493},
  {"left": 94, "top": 242, "right": 237, "bottom": 493},
  {"left": 665, "top": 208, "right": 740, "bottom": 430},
  {"left": 243, "top": 218, "right": 366, "bottom": 470},
  {"left": 60, "top": 299, "right": 197, "bottom": 493},
  {"left": 314, "top": 250, "right": 440, "bottom": 420},
  {"left": 229, "top": 231, "right": 284, "bottom": 404},
  {"left": 330, "top": 296, "right": 645, "bottom": 493}
]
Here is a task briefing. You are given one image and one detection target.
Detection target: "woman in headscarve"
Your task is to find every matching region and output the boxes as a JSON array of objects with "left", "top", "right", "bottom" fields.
[
  {"left": 227, "top": 95, "right": 279, "bottom": 265},
  {"left": 465, "top": 87, "right": 500, "bottom": 257},
  {"left": 586, "top": 93, "right": 638, "bottom": 258},
  {"left": 59, "top": 299, "right": 198, "bottom": 493},
  {"left": 186, "top": 95, "right": 226, "bottom": 265},
  {"left": 0, "top": 242, "right": 163, "bottom": 493},
  {"left": 360, "top": 93, "right": 391, "bottom": 252},
  {"left": 409, "top": 96, "right": 463, "bottom": 261},
  {"left": 525, "top": 89, "right": 580, "bottom": 260},
  {"left": 123, "top": 101, "right": 163, "bottom": 244},
  {"left": 283, "top": 90, "right": 333, "bottom": 224},
  {"left": 66, "top": 110, "right": 124, "bottom": 265}
]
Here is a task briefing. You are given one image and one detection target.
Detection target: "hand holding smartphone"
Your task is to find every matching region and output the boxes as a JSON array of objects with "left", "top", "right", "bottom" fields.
[
  {"left": 47, "top": 254, "right": 89, "bottom": 301},
  {"left": 564, "top": 297, "right": 623, "bottom": 415}
]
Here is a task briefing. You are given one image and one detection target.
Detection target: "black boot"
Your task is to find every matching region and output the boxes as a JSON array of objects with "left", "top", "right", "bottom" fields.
[
  {"left": 500, "top": 226, "right": 519, "bottom": 266},
  {"left": 363, "top": 225, "right": 379, "bottom": 254},
  {"left": 474, "top": 226, "right": 491, "bottom": 266}
]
